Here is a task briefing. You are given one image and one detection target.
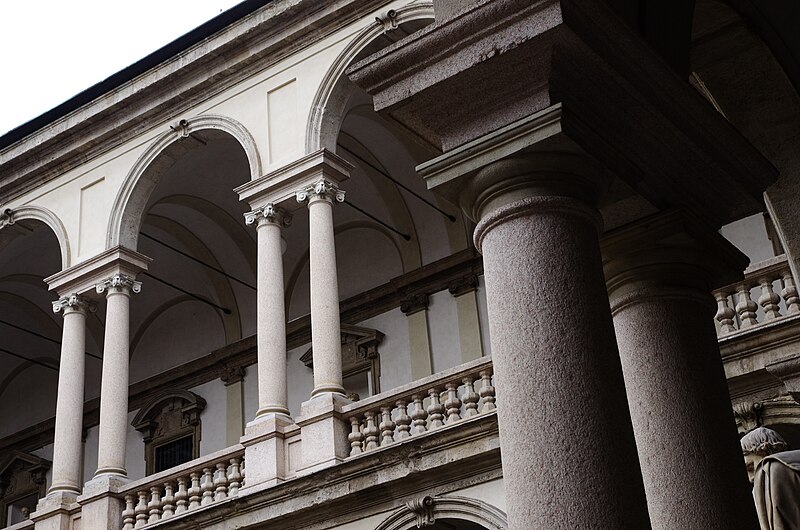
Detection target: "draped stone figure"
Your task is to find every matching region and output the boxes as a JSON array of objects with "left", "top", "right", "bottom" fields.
[{"left": 741, "top": 427, "right": 790, "bottom": 484}]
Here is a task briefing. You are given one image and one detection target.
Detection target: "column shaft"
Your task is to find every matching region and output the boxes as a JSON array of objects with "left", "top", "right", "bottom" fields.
[
  {"left": 308, "top": 195, "right": 344, "bottom": 396},
  {"left": 256, "top": 217, "right": 290, "bottom": 417},
  {"left": 95, "top": 284, "right": 132, "bottom": 477},
  {"left": 611, "top": 280, "right": 759, "bottom": 529},
  {"left": 476, "top": 195, "right": 651, "bottom": 529},
  {"left": 50, "top": 299, "right": 88, "bottom": 494}
]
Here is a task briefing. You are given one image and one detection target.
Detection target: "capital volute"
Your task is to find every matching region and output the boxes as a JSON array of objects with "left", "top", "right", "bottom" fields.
[
  {"left": 52, "top": 294, "right": 95, "bottom": 315},
  {"left": 0, "top": 208, "right": 14, "bottom": 229},
  {"left": 96, "top": 274, "right": 142, "bottom": 296},
  {"left": 296, "top": 179, "right": 346, "bottom": 205},
  {"left": 244, "top": 203, "right": 292, "bottom": 228}
]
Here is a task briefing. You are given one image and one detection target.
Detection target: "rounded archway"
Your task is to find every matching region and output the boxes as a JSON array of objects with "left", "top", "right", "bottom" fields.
[{"left": 375, "top": 496, "right": 507, "bottom": 530}]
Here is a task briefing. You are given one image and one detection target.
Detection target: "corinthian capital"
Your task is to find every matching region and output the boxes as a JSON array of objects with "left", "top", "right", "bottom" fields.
[
  {"left": 244, "top": 203, "right": 292, "bottom": 228},
  {"left": 296, "top": 179, "right": 345, "bottom": 205},
  {"left": 52, "top": 294, "right": 95, "bottom": 315},
  {"left": 96, "top": 274, "right": 142, "bottom": 296}
]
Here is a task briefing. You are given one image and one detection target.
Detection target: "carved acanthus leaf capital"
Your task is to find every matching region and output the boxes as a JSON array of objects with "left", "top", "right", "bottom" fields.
[
  {"left": 296, "top": 179, "right": 345, "bottom": 205},
  {"left": 406, "top": 496, "right": 435, "bottom": 527},
  {"left": 52, "top": 294, "right": 95, "bottom": 315},
  {"left": 96, "top": 274, "right": 142, "bottom": 296},
  {"left": 244, "top": 203, "right": 292, "bottom": 228}
]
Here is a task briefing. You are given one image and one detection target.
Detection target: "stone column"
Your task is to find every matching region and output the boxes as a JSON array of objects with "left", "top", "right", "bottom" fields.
[
  {"left": 603, "top": 213, "right": 759, "bottom": 530},
  {"left": 94, "top": 275, "right": 140, "bottom": 478},
  {"left": 246, "top": 204, "right": 292, "bottom": 419},
  {"left": 466, "top": 153, "right": 652, "bottom": 530},
  {"left": 297, "top": 179, "right": 346, "bottom": 397},
  {"left": 49, "top": 294, "right": 91, "bottom": 495}
]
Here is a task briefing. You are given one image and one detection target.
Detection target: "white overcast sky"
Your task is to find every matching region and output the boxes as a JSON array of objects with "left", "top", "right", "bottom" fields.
[{"left": 0, "top": 0, "right": 244, "bottom": 136}]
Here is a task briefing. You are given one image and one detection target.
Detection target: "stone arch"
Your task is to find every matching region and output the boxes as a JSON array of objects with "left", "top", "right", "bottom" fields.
[
  {"left": 305, "top": 1, "right": 435, "bottom": 154},
  {"left": 376, "top": 495, "right": 507, "bottom": 530},
  {"left": 1, "top": 205, "right": 71, "bottom": 268},
  {"left": 107, "top": 114, "right": 262, "bottom": 250}
]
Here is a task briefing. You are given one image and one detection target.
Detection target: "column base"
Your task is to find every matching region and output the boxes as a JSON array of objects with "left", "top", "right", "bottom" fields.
[
  {"left": 240, "top": 414, "right": 294, "bottom": 491},
  {"left": 295, "top": 393, "right": 350, "bottom": 476},
  {"left": 310, "top": 385, "right": 346, "bottom": 398},
  {"left": 31, "top": 491, "right": 79, "bottom": 530},
  {"left": 76, "top": 475, "right": 127, "bottom": 530}
]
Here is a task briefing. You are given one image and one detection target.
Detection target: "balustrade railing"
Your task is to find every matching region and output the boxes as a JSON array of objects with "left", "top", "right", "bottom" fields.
[
  {"left": 714, "top": 254, "right": 800, "bottom": 337},
  {"left": 341, "top": 357, "right": 496, "bottom": 458},
  {"left": 118, "top": 446, "right": 244, "bottom": 529}
]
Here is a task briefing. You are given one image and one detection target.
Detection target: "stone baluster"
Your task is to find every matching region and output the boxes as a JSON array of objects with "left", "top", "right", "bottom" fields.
[
  {"left": 174, "top": 477, "right": 188, "bottom": 514},
  {"left": 227, "top": 459, "right": 242, "bottom": 496},
  {"left": 379, "top": 407, "right": 396, "bottom": 446},
  {"left": 95, "top": 275, "right": 141, "bottom": 478},
  {"left": 462, "top": 377, "right": 480, "bottom": 418},
  {"left": 410, "top": 395, "right": 428, "bottom": 435},
  {"left": 427, "top": 388, "right": 445, "bottom": 430},
  {"left": 478, "top": 370, "right": 496, "bottom": 413},
  {"left": 147, "top": 486, "right": 162, "bottom": 524},
  {"left": 444, "top": 383, "right": 462, "bottom": 424},
  {"left": 395, "top": 400, "right": 412, "bottom": 440},
  {"left": 122, "top": 494, "right": 136, "bottom": 530},
  {"left": 297, "top": 179, "right": 347, "bottom": 397},
  {"left": 200, "top": 468, "right": 215, "bottom": 506},
  {"left": 713, "top": 292, "right": 737, "bottom": 334},
  {"left": 735, "top": 284, "right": 759, "bottom": 328},
  {"left": 348, "top": 416, "right": 365, "bottom": 456},
  {"left": 363, "top": 411, "right": 380, "bottom": 451},
  {"left": 162, "top": 482, "right": 175, "bottom": 519},
  {"left": 214, "top": 462, "right": 229, "bottom": 501},
  {"left": 134, "top": 491, "right": 148, "bottom": 528},
  {"left": 782, "top": 270, "right": 800, "bottom": 314},
  {"left": 49, "top": 294, "right": 91, "bottom": 495},
  {"left": 187, "top": 473, "right": 202, "bottom": 510},
  {"left": 244, "top": 205, "right": 293, "bottom": 420},
  {"left": 758, "top": 277, "right": 782, "bottom": 320}
]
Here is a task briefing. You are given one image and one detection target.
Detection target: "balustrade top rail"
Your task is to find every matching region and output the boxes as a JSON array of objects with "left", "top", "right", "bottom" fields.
[{"left": 714, "top": 254, "right": 800, "bottom": 337}]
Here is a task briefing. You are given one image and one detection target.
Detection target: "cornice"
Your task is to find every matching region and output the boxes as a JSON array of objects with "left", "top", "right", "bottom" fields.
[{"left": 0, "top": 0, "right": 390, "bottom": 204}]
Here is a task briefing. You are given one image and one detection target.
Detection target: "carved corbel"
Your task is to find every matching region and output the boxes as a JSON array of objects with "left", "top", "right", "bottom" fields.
[
  {"left": 733, "top": 401, "right": 762, "bottom": 433},
  {"left": 406, "top": 495, "right": 435, "bottom": 527},
  {"left": 375, "top": 9, "right": 399, "bottom": 33},
  {"left": 448, "top": 274, "right": 479, "bottom": 297},
  {"left": 220, "top": 365, "right": 246, "bottom": 386},
  {"left": 401, "top": 293, "right": 429, "bottom": 316},
  {"left": 0, "top": 208, "right": 14, "bottom": 229}
]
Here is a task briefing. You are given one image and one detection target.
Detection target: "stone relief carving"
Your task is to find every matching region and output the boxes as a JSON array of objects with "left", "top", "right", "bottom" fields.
[
  {"left": 296, "top": 179, "right": 346, "bottom": 204},
  {"left": 406, "top": 495, "right": 435, "bottom": 527},
  {"left": 734, "top": 401, "right": 763, "bottom": 433}
]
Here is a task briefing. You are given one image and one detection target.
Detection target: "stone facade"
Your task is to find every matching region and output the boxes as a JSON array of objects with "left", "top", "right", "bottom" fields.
[{"left": 1, "top": 1, "right": 799, "bottom": 529}]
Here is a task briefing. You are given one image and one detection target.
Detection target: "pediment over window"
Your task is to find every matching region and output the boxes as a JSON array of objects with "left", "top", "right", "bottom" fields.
[{"left": 0, "top": 451, "right": 50, "bottom": 526}]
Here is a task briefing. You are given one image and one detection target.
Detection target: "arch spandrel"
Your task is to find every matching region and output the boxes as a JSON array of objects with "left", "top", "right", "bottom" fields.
[{"left": 107, "top": 114, "right": 262, "bottom": 251}]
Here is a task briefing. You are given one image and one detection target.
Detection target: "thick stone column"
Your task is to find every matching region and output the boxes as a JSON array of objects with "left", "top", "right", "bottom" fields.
[
  {"left": 49, "top": 294, "right": 91, "bottom": 495},
  {"left": 467, "top": 153, "right": 651, "bottom": 530},
  {"left": 297, "top": 179, "right": 346, "bottom": 397},
  {"left": 603, "top": 212, "right": 759, "bottom": 529},
  {"left": 246, "top": 204, "right": 292, "bottom": 419},
  {"left": 94, "top": 275, "right": 140, "bottom": 478}
]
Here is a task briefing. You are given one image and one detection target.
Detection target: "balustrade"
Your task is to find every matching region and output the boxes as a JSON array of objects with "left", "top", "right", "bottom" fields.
[
  {"left": 714, "top": 255, "right": 800, "bottom": 337},
  {"left": 119, "top": 448, "right": 244, "bottom": 529},
  {"left": 342, "top": 358, "right": 496, "bottom": 458}
]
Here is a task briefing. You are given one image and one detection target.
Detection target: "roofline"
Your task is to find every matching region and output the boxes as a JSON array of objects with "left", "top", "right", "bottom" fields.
[{"left": 0, "top": 0, "right": 274, "bottom": 150}]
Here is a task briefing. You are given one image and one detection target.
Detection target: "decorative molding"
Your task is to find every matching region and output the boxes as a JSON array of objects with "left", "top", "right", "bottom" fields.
[
  {"left": 406, "top": 495, "right": 435, "bottom": 527},
  {"left": 51, "top": 294, "right": 94, "bottom": 315},
  {"left": 0, "top": 205, "right": 71, "bottom": 268},
  {"left": 375, "top": 9, "right": 399, "bottom": 33},
  {"left": 401, "top": 293, "right": 429, "bottom": 316},
  {"left": 95, "top": 274, "right": 142, "bottom": 296},
  {"left": 448, "top": 274, "right": 479, "bottom": 297},
  {"left": 244, "top": 204, "right": 292, "bottom": 228},
  {"left": 376, "top": 495, "right": 507, "bottom": 530},
  {"left": 733, "top": 401, "right": 762, "bottom": 433},
  {"left": 220, "top": 365, "right": 246, "bottom": 386},
  {"left": 296, "top": 179, "right": 346, "bottom": 205}
]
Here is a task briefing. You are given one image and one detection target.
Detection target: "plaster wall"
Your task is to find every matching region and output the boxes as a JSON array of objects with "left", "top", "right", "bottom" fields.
[
  {"left": 190, "top": 378, "right": 228, "bottom": 457},
  {"left": 428, "top": 290, "right": 462, "bottom": 373},
  {"left": 720, "top": 213, "right": 775, "bottom": 264},
  {"left": 359, "top": 307, "right": 411, "bottom": 392}
]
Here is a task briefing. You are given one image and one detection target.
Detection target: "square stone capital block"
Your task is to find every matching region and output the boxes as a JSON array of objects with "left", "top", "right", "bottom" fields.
[
  {"left": 235, "top": 148, "right": 353, "bottom": 211},
  {"left": 44, "top": 245, "right": 152, "bottom": 298},
  {"left": 348, "top": 0, "right": 777, "bottom": 229}
]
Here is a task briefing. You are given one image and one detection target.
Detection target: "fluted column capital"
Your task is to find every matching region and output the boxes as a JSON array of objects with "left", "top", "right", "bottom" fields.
[
  {"left": 296, "top": 179, "right": 346, "bottom": 206},
  {"left": 95, "top": 274, "right": 141, "bottom": 297},
  {"left": 245, "top": 203, "right": 293, "bottom": 228},
  {"left": 52, "top": 294, "right": 95, "bottom": 316}
]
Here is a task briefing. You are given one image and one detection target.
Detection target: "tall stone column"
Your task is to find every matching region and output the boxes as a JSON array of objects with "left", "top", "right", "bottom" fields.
[
  {"left": 49, "top": 294, "right": 91, "bottom": 495},
  {"left": 245, "top": 204, "right": 292, "bottom": 419},
  {"left": 297, "top": 179, "right": 346, "bottom": 397},
  {"left": 603, "top": 212, "right": 759, "bottom": 529},
  {"left": 94, "top": 275, "right": 141, "bottom": 478},
  {"left": 464, "top": 153, "right": 652, "bottom": 529}
]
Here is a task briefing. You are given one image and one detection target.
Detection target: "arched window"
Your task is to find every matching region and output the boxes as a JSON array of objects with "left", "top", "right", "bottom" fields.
[{"left": 376, "top": 495, "right": 507, "bottom": 530}]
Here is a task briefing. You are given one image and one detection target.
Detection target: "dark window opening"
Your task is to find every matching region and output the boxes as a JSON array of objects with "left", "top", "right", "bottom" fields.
[{"left": 154, "top": 435, "right": 194, "bottom": 473}]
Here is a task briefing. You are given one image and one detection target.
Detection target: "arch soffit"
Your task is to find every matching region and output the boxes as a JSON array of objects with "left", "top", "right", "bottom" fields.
[
  {"left": 305, "top": 1, "right": 435, "bottom": 153},
  {"left": 376, "top": 496, "right": 507, "bottom": 530},
  {"left": 1, "top": 205, "right": 71, "bottom": 269},
  {"left": 107, "top": 114, "right": 262, "bottom": 250}
]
